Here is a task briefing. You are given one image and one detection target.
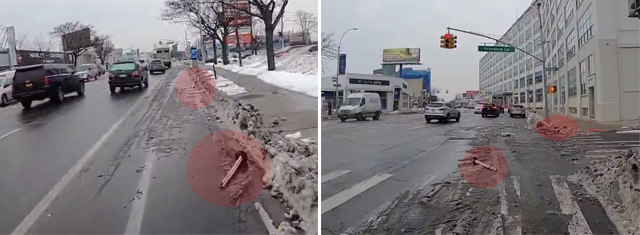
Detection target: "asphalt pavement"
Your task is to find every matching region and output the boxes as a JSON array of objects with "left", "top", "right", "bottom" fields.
[
  {"left": 321, "top": 109, "right": 626, "bottom": 234},
  {"left": 0, "top": 65, "right": 280, "bottom": 234}
]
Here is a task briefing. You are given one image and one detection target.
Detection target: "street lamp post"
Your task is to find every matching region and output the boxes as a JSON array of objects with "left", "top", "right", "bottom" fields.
[
  {"left": 334, "top": 27, "right": 358, "bottom": 109},
  {"left": 536, "top": 1, "right": 551, "bottom": 120}
]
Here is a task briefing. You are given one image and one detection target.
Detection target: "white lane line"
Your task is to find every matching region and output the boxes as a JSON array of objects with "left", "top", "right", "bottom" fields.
[
  {"left": 511, "top": 176, "right": 521, "bottom": 199},
  {"left": 11, "top": 76, "right": 163, "bottom": 235},
  {"left": 124, "top": 152, "right": 155, "bottom": 235},
  {"left": 499, "top": 181, "right": 522, "bottom": 235},
  {"left": 0, "top": 128, "right": 20, "bottom": 140},
  {"left": 498, "top": 183, "right": 509, "bottom": 215},
  {"left": 584, "top": 140, "right": 640, "bottom": 144},
  {"left": 549, "top": 175, "right": 593, "bottom": 235},
  {"left": 321, "top": 173, "right": 393, "bottom": 214},
  {"left": 321, "top": 170, "right": 351, "bottom": 183},
  {"left": 409, "top": 126, "right": 425, "bottom": 130},
  {"left": 255, "top": 202, "right": 277, "bottom": 235},
  {"left": 418, "top": 174, "right": 437, "bottom": 190}
]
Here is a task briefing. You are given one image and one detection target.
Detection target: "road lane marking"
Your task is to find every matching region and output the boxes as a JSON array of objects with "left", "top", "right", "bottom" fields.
[
  {"left": 321, "top": 173, "right": 392, "bottom": 214},
  {"left": 583, "top": 140, "right": 640, "bottom": 144},
  {"left": 0, "top": 128, "right": 20, "bottom": 140},
  {"left": 418, "top": 174, "right": 437, "bottom": 190},
  {"left": 585, "top": 154, "right": 610, "bottom": 159},
  {"left": 511, "top": 176, "right": 521, "bottom": 199},
  {"left": 587, "top": 144, "right": 640, "bottom": 148},
  {"left": 321, "top": 170, "right": 351, "bottom": 183},
  {"left": 101, "top": 88, "right": 108, "bottom": 92},
  {"left": 11, "top": 74, "right": 165, "bottom": 235},
  {"left": 549, "top": 175, "right": 593, "bottom": 235},
  {"left": 499, "top": 181, "right": 522, "bottom": 235},
  {"left": 585, "top": 149, "right": 627, "bottom": 154},
  {"left": 124, "top": 152, "right": 156, "bottom": 235}
]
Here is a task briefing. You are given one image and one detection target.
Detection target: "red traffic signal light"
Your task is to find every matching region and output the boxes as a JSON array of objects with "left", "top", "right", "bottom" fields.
[{"left": 445, "top": 34, "right": 451, "bottom": 39}]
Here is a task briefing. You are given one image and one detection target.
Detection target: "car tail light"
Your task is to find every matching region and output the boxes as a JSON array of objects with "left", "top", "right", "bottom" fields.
[
  {"left": 108, "top": 73, "right": 115, "bottom": 80},
  {"left": 44, "top": 76, "right": 49, "bottom": 86},
  {"left": 492, "top": 107, "right": 496, "bottom": 110},
  {"left": 132, "top": 71, "right": 141, "bottom": 78}
]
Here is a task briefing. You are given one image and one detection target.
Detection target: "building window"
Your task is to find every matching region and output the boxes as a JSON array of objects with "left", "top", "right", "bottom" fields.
[
  {"left": 568, "top": 67, "right": 577, "bottom": 96},
  {"left": 551, "top": 30, "right": 557, "bottom": 49},
  {"left": 513, "top": 67, "right": 518, "bottom": 77},
  {"left": 514, "top": 96, "right": 519, "bottom": 104},
  {"left": 528, "top": 90, "right": 534, "bottom": 103},
  {"left": 519, "top": 62, "right": 525, "bottom": 74},
  {"left": 514, "top": 79, "right": 519, "bottom": 89},
  {"left": 565, "top": 0, "right": 574, "bottom": 24},
  {"left": 535, "top": 71, "right": 543, "bottom": 83},
  {"left": 587, "top": 53, "right": 595, "bottom": 74},
  {"left": 527, "top": 74, "right": 534, "bottom": 85},
  {"left": 557, "top": 44, "right": 565, "bottom": 68},
  {"left": 519, "top": 34, "right": 525, "bottom": 45},
  {"left": 534, "top": 36, "right": 541, "bottom": 51},
  {"left": 552, "top": 54, "right": 557, "bottom": 74},
  {"left": 519, "top": 50, "right": 525, "bottom": 60},
  {"left": 533, "top": 21, "right": 541, "bottom": 35},
  {"left": 526, "top": 42, "right": 533, "bottom": 53},
  {"left": 579, "top": 59, "right": 587, "bottom": 95},
  {"left": 566, "top": 29, "right": 576, "bottom": 60},
  {"left": 559, "top": 75, "right": 566, "bottom": 104},
  {"left": 525, "top": 27, "right": 533, "bottom": 40},
  {"left": 526, "top": 58, "right": 533, "bottom": 70},
  {"left": 534, "top": 53, "right": 543, "bottom": 67},
  {"left": 578, "top": 4, "right": 593, "bottom": 47},
  {"left": 520, "top": 92, "right": 526, "bottom": 103},
  {"left": 536, "top": 88, "right": 543, "bottom": 102}
]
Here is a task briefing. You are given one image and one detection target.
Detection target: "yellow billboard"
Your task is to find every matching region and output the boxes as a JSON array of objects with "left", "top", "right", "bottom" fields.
[{"left": 382, "top": 48, "right": 421, "bottom": 63}]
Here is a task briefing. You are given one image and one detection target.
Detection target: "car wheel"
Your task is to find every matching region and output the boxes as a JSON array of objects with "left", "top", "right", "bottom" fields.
[
  {"left": 496, "top": 113, "right": 500, "bottom": 117},
  {"left": 143, "top": 79, "right": 149, "bottom": 88},
  {"left": 356, "top": 113, "right": 364, "bottom": 121},
  {"left": 510, "top": 114, "right": 514, "bottom": 118},
  {"left": 21, "top": 99, "right": 32, "bottom": 109},
  {"left": 373, "top": 111, "right": 380, "bottom": 120},
  {"left": 138, "top": 81, "right": 144, "bottom": 90},
  {"left": 51, "top": 86, "right": 64, "bottom": 103},
  {"left": 340, "top": 118, "right": 346, "bottom": 122},
  {"left": 425, "top": 116, "right": 431, "bottom": 123},
  {"left": 456, "top": 113, "right": 460, "bottom": 122},
  {"left": 1, "top": 95, "right": 7, "bottom": 107},
  {"left": 77, "top": 82, "right": 85, "bottom": 96},
  {"left": 109, "top": 86, "right": 116, "bottom": 93},
  {"left": 444, "top": 114, "right": 450, "bottom": 123}
]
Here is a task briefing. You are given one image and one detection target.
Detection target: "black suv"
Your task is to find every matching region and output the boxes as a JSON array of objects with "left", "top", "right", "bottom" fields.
[
  {"left": 481, "top": 103, "right": 500, "bottom": 117},
  {"left": 12, "top": 64, "right": 85, "bottom": 109},
  {"left": 107, "top": 60, "right": 149, "bottom": 93}
]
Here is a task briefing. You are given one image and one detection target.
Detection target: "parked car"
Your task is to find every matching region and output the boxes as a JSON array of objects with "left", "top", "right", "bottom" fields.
[
  {"left": 107, "top": 60, "right": 149, "bottom": 93},
  {"left": 0, "top": 71, "right": 15, "bottom": 106},
  {"left": 425, "top": 102, "right": 461, "bottom": 123},
  {"left": 149, "top": 59, "right": 166, "bottom": 74},
  {"left": 473, "top": 103, "right": 484, "bottom": 114},
  {"left": 481, "top": 103, "right": 500, "bottom": 117},
  {"left": 97, "top": 65, "right": 106, "bottom": 75},
  {"left": 509, "top": 104, "right": 526, "bottom": 118},
  {"left": 337, "top": 93, "right": 382, "bottom": 122},
  {"left": 75, "top": 64, "right": 100, "bottom": 81},
  {"left": 12, "top": 64, "right": 85, "bottom": 109}
]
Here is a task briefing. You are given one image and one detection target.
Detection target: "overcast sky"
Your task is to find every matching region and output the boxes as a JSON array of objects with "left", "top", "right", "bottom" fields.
[
  {"left": 322, "top": 0, "right": 534, "bottom": 95},
  {"left": 1, "top": 0, "right": 317, "bottom": 52}
]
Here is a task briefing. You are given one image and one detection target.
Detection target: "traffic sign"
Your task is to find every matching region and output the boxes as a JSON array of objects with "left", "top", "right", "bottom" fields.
[
  {"left": 478, "top": 45, "right": 515, "bottom": 52},
  {"left": 338, "top": 54, "right": 347, "bottom": 75},
  {"left": 333, "top": 84, "right": 341, "bottom": 87},
  {"left": 191, "top": 47, "right": 199, "bottom": 60},
  {"left": 546, "top": 67, "right": 559, "bottom": 72}
]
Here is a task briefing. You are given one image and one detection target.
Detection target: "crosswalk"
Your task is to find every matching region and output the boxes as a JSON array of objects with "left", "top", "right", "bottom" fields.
[
  {"left": 572, "top": 133, "right": 640, "bottom": 160},
  {"left": 322, "top": 169, "right": 612, "bottom": 234}
]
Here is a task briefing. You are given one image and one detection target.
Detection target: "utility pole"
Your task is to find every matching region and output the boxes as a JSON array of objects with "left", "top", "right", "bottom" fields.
[{"left": 535, "top": 1, "right": 550, "bottom": 119}]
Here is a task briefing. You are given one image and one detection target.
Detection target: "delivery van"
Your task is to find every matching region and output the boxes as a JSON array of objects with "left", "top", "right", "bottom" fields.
[{"left": 337, "top": 93, "right": 382, "bottom": 122}]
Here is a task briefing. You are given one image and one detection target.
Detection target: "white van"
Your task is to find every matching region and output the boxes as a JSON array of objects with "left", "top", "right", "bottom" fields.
[{"left": 337, "top": 93, "right": 382, "bottom": 122}]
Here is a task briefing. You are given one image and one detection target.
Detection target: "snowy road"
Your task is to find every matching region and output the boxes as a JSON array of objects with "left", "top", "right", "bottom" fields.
[{"left": 321, "top": 109, "right": 625, "bottom": 234}]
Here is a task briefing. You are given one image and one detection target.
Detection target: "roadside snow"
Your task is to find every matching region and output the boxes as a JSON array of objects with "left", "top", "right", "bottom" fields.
[
  {"left": 206, "top": 71, "right": 247, "bottom": 96},
  {"left": 206, "top": 46, "right": 318, "bottom": 97},
  {"left": 617, "top": 130, "right": 640, "bottom": 134}
]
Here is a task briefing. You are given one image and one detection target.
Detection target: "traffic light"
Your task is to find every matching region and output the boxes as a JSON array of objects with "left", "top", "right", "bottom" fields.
[
  {"left": 446, "top": 89, "right": 449, "bottom": 94},
  {"left": 450, "top": 34, "right": 457, "bottom": 48},
  {"left": 440, "top": 35, "right": 448, "bottom": 48},
  {"left": 549, "top": 85, "right": 557, "bottom": 93}
]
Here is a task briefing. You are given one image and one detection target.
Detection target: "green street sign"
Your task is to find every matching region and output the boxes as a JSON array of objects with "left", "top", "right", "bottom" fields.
[{"left": 478, "top": 45, "right": 516, "bottom": 52}]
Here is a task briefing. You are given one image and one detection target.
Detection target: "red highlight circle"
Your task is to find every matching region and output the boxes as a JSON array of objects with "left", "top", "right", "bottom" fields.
[
  {"left": 175, "top": 67, "right": 216, "bottom": 110},
  {"left": 186, "top": 131, "right": 271, "bottom": 207},
  {"left": 535, "top": 115, "right": 579, "bottom": 141},
  {"left": 460, "top": 146, "right": 509, "bottom": 189}
]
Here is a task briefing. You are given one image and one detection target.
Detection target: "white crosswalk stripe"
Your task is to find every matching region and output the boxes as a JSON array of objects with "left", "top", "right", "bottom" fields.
[
  {"left": 572, "top": 134, "right": 639, "bottom": 160},
  {"left": 549, "top": 175, "right": 594, "bottom": 235},
  {"left": 321, "top": 173, "right": 393, "bottom": 214}
]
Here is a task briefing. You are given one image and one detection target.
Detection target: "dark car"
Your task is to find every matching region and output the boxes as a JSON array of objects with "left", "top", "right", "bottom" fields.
[
  {"left": 149, "top": 59, "right": 166, "bottom": 74},
  {"left": 12, "top": 64, "right": 85, "bottom": 109},
  {"left": 481, "top": 103, "right": 500, "bottom": 117},
  {"left": 107, "top": 60, "right": 149, "bottom": 93}
]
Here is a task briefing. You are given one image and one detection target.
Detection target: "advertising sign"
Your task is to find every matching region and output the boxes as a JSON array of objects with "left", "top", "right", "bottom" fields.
[
  {"left": 382, "top": 48, "right": 420, "bottom": 64},
  {"left": 15, "top": 50, "right": 69, "bottom": 66},
  {"left": 224, "top": 1, "right": 251, "bottom": 27},
  {"left": 226, "top": 33, "right": 252, "bottom": 44},
  {"left": 62, "top": 28, "right": 92, "bottom": 52},
  {"left": 191, "top": 47, "right": 199, "bottom": 60}
]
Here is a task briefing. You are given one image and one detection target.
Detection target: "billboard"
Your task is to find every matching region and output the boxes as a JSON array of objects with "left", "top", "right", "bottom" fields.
[
  {"left": 382, "top": 48, "right": 420, "bottom": 64},
  {"left": 226, "top": 32, "right": 252, "bottom": 44},
  {"left": 224, "top": 1, "right": 251, "bottom": 27},
  {"left": 15, "top": 50, "right": 69, "bottom": 66},
  {"left": 62, "top": 28, "right": 92, "bottom": 52}
]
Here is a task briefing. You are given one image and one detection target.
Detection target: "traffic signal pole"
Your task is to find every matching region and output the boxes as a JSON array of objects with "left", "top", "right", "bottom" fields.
[{"left": 446, "top": 26, "right": 551, "bottom": 120}]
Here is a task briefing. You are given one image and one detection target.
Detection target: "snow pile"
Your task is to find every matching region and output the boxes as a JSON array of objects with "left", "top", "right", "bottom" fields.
[
  {"left": 206, "top": 71, "right": 247, "bottom": 96},
  {"left": 207, "top": 46, "right": 318, "bottom": 97},
  {"left": 203, "top": 85, "right": 318, "bottom": 235},
  {"left": 570, "top": 149, "right": 640, "bottom": 234}
]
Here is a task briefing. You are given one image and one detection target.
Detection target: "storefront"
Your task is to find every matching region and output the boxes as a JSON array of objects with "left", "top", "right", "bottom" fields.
[{"left": 321, "top": 73, "right": 410, "bottom": 111}]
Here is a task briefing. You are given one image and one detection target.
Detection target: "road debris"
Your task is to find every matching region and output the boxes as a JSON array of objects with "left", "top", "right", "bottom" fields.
[
  {"left": 472, "top": 157, "right": 498, "bottom": 171},
  {"left": 219, "top": 151, "right": 245, "bottom": 188}
]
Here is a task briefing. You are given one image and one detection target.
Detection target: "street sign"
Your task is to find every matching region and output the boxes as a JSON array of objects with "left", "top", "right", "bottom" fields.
[
  {"left": 546, "top": 67, "right": 559, "bottom": 72},
  {"left": 332, "top": 77, "right": 338, "bottom": 83},
  {"left": 190, "top": 47, "right": 198, "bottom": 60},
  {"left": 338, "top": 54, "right": 346, "bottom": 75},
  {"left": 333, "top": 84, "right": 341, "bottom": 87},
  {"left": 478, "top": 45, "right": 515, "bottom": 52}
]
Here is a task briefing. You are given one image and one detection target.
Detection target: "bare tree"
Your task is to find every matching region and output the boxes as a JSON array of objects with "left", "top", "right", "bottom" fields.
[
  {"left": 50, "top": 21, "right": 94, "bottom": 66},
  {"left": 295, "top": 10, "right": 317, "bottom": 44},
  {"left": 161, "top": 0, "right": 234, "bottom": 65},
  {"left": 250, "top": 18, "right": 265, "bottom": 55},
  {"left": 31, "top": 31, "right": 54, "bottom": 51},
  {"left": 14, "top": 32, "right": 28, "bottom": 50},
  {"left": 223, "top": 0, "right": 289, "bottom": 71},
  {"left": 321, "top": 31, "right": 337, "bottom": 73},
  {"left": 92, "top": 34, "right": 115, "bottom": 65}
]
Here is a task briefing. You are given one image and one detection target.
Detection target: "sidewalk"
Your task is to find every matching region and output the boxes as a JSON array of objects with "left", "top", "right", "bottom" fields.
[
  {"left": 536, "top": 110, "right": 639, "bottom": 132},
  {"left": 201, "top": 65, "right": 318, "bottom": 140}
]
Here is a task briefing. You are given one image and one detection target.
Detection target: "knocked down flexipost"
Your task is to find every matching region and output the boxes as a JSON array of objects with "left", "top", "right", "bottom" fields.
[
  {"left": 220, "top": 151, "right": 247, "bottom": 188},
  {"left": 472, "top": 157, "right": 497, "bottom": 171}
]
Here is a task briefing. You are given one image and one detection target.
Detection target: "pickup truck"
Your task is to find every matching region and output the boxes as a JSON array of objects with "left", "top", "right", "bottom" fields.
[{"left": 12, "top": 63, "right": 85, "bottom": 108}]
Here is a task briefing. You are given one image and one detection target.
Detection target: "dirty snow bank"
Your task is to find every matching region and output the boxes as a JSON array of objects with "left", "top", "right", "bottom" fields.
[
  {"left": 202, "top": 82, "right": 318, "bottom": 234},
  {"left": 207, "top": 46, "right": 318, "bottom": 97},
  {"left": 569, "top": 148, "right": 640, "bottom": 234}
]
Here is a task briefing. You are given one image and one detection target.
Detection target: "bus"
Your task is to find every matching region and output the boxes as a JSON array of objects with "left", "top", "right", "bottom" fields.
[{"left": 155, "top": 46, "right": 172, "bottom": 68}]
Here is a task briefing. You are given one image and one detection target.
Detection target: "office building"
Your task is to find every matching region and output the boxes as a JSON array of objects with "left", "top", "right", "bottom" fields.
[{"left": 478, "top": 0, "right": 639, "bottom": 122}]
